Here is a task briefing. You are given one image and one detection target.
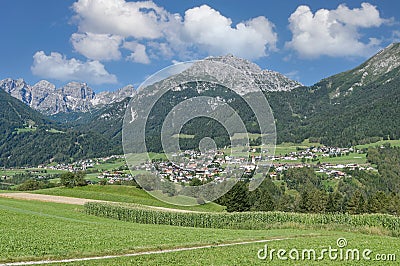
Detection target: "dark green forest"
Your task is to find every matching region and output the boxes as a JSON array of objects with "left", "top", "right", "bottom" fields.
[
  {"left": 217, "top": 145, "right": 400, "bottom": 215},
  {"left": 0, "top": 89, "right": 116, "bottom": 167}
]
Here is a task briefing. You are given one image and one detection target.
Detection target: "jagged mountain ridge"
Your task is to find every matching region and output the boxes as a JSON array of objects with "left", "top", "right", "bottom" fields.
[
  {"left": 0, "top": 79, "right": 136, "bottom": 115},
  {"left": 267, "top": 42, "right": 400, "bottom": 146},
  {"left": 0, "top": 43, "right": 400, "bottom": 166},
  {"left": 207, "top": 54, "right": 302, "bottom": 92},
  {"left": 317, "top": 43, "right": 400, "bottom": 99},
  {"left": 0, "top": 89, "right": 117, "bottom": 167},
  {"left": 1, "top": 54, "right": 301, "bottom": 115}
]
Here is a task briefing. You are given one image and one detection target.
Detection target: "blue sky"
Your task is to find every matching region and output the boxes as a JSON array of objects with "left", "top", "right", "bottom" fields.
[{"left": 1, "top": 0, "right": 399, "bottom": 92}]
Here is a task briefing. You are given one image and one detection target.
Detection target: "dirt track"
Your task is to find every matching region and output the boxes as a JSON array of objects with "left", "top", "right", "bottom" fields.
[
  {"left": 0, "top": 192, "right": 105, "bottom": 205},
  {"left": 0, "top": 192, "right": 199, "bottom": 213},
  {"left": 0, "top": 237, "right": 298, "bottom": 266}
]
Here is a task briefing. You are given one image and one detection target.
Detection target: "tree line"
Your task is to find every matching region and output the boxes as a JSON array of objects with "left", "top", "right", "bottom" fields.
[{"left": 217, "top": 146, "right": 400, "bottom": 215}]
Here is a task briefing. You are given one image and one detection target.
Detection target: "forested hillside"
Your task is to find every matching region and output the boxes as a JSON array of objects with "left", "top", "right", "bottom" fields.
[
  {"left": 217, "top": 145, "right": 400, "bottom": 215},
  {"left": 0, "top": 89, "right": 116, "bottom": 167}
]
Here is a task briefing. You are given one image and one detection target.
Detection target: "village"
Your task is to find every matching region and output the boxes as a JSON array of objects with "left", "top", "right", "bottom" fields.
[
  {"left": 3, "top": 145, "right": 373, "bottom": 185},
  {"left": 127, "top": 145, "right": 376, "bottom": 184}
]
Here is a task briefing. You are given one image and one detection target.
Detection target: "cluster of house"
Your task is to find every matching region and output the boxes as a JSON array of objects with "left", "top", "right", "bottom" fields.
[
  {"left": 1, "top": 168, "right": 49, "bottom": 181},
  {"left": 37, "top": 155, "right": 124, "bottom": 172},
  {"left": 134, "top": 146, "right": 373, "bottom": 183},
  {"left": 30, "top": 145, "right": 375, "bottom": 184},
  {"left": 271, "top": 147, "right": 356, "bottom": 161},
  {"left": 147, "top": 150, "right": 226, "bottom": 183},
  {"left": 134, "top": 150, "right": 265, "bottom": 184},
  {"left": 97, "top": 170, "right": 133, "bottom": 184},
  {"left": 270, "top": 162, "right": 376, "bottom": 179}
]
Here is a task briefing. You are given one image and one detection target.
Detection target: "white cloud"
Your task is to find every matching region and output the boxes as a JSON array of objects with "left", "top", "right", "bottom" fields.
[
  {"left": 124, "top": 42, "right": 151, "bottom": 64},
  {"left": 286, "top": 3, "right": 385, "bottom": 58},
  {"left": 72, "top": 0, "right": 170, "bottom": 39},
  {"left": 70, "top": 0, "right": 278, "bottom": 62},
  {"left": 182, "top": 5, "right": 277, "bottom": 59},
  {"left": 71, "top": 32, "right": 122, "bottom": 61},
  {"left": 31, "top": 51, "right": 117, "bottom": 84},
  {"left": 331, "top": 3, "right": 384, "bottom": 27},
  {"left": 148, "top": 41, "right": 174, "bottom": 59}
]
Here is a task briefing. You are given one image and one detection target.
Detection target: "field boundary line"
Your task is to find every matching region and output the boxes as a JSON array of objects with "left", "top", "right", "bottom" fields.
[{"left": 0, "top": 236, "right": 319, "bottom": 265}]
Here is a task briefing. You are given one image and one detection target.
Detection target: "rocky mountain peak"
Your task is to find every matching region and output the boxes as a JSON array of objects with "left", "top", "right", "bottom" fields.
[
  {"left": 204, "top": 54, "right": 302, "bottom": 92},
  {"left": 321, "top": 43, "right": 400, "bottom": 98},
  {"left": 206, "top": 54, "right": 263, "bottom": 74},
  {"left": 358, "top": 43, "right": 400, "bottom": 77},
  {"left": 2, "top": 55, "right": 303, "bottom": 114},
  {"left": 0, "top": 78, "right": 31, "bottom": 104},
  {"left": 0, "top": 78, "right": 135, "bottom": 115},
  {"left": 30, "top": 80, "right": 56, "bottom": 108},
  {"left": 32, "top": 80, "right": 56, "bottom": 90},
  {"left": 61, "top": 82, "right": 95, "bottom": 100}
]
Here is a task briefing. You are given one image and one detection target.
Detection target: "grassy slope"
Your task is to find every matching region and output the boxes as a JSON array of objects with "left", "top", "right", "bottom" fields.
[
  {"left": 0, "top": 168, "right": 65, "bottom": 177},
  {"left": 0, "top": 197, "right": 322, "bottom": 263},
  {"left": 55, "top": 233, "right": 400, "bottom": 265},
  {"left": 0, "top": 197, "right": 398, "bottom": 264},
  {"left": 33, "top": 185, "right": 225, "bottom": 212},
  {"left": 355, "top": 139, "right": 400, "bottom": 149}
]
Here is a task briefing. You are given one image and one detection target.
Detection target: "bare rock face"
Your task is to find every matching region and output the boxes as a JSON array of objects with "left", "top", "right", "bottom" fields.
[
  {"left": 0, "top": 78, "right": 32, "bottom": 105},
  {"left": 0, "top": 79, "right": 135, "bottom": 115},
  {"left": 31, "top": 80, "right": 56, "bottom": 108},
  {"left": 207, "top": 54, "right": 303, "bottom": 92},
  {"left": 92, "top": 85, "right": 136, "bottom": 106},
  {"left": 59, "top": 82, "right": 95, "bottom": 113},
  {"left": 1, "top": 54, "right": 302, "bottom": 114}
]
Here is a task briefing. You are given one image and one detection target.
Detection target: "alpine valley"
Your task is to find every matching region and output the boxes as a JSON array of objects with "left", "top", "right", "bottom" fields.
[{"left": 1, "top": 43, "right": 399, "bottom": 167}]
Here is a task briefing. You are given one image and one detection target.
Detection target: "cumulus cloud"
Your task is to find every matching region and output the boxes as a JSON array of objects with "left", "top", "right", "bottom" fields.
[
  {"left": 124, "top": 42, "right": 151, "bottom": 64},
  {"left": 72, "top": 0, "right": 171, "bottom": 39},
  {"left": 331, "top": 3, "right": 384, "bottom": 27},
  {"left": 182, "top": 5, "right": 277, "bottom": 59},
  {"left": 71, "top": 32, "right": 122, "bottom": 61},
  {"left": 31, "top": 51, "right": 117, "bottom": 84},
  {"left": 70, "top": 0, "right": 278, "bottom": 62},
  {"left": 286, "top": 3, "right": 385, "bottom": 58},
  {"left": 148, "top": 41, "right": 174, "bottom": 59}
]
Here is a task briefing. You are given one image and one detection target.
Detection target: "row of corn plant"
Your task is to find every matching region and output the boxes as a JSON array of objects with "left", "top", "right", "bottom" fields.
[{"left": 84, "top": 202, "right": 400, "bottom": 234}]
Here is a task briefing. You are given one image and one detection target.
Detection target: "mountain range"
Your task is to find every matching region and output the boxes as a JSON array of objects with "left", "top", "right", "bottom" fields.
[
  {"left": 0, "top": 88, "right": 116, "bottom": 167},
  {"left": 0, "top": 79, "right": 136, "bottom": 115},
  {"left": 1, "top": 55, "right": 301, "bottom": 115},
  {"left": 0, "top": 43, "right": 399, "bottom": 167}
]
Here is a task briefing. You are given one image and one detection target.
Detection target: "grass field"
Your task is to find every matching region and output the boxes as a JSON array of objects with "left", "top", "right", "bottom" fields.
[
  {"left": 33, "top": 185, "right": 225, "bottom": 212},
  {"left": 51, "top": 233, "right": 400, "bottom": 265},
  {"left": 275, "top": 153, "right": 368, "bottom": 165},
  {"left": 317, "top": 153, "right": 367, "bottom": 164},
  {"left": 91, "top": 158, "right": 126, "bottom": 171},
  {"left": 46, "top": 128, "right": 65, "bottom": 134},
  {"left": 0, "top": 197, "right": 398, "bottom": 265},
  {"left": 274, "top": 139, "right": 323, "bottom": 155},
  {"left": 14, "top": 126, "right": 37, "bottom": 134},
  {"left": 0, "top": 197, "right": 328, "bottom": 264},
  {"left": 355, "top": 139, "right": 400, "bottom": 149},
  {"left": 0, "top": 168, "right": 65, "bottom": 177}
]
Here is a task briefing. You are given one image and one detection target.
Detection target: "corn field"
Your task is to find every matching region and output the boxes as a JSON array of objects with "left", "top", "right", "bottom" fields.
[{"left": 84, "top": 202, "right": 400, "bottom": 234}]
